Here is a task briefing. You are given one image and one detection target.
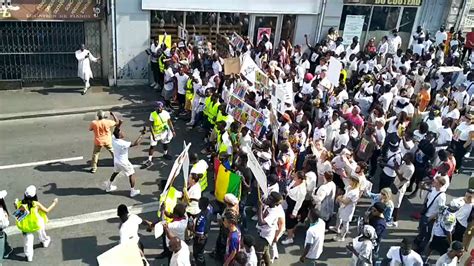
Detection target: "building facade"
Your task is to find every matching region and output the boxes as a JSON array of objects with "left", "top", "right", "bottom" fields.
[{"left": 0, "top": 0, "right": 109, "bottom": 85}]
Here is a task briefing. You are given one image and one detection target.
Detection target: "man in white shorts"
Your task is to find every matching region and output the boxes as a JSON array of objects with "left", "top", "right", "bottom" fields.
[
  {"left": 143, "top": 101, "right": 176, "bottom": 168},
  {"left": 104, "top": 122, "right": 145, "bottom": 197}
]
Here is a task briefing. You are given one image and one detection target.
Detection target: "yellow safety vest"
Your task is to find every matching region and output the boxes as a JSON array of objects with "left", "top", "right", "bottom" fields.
[
  {"left": 151, "top": 111, "right": 168, "bottom": 135},
  {"left": 158, "top": 54, "right": 166, "bottom": 73},
  {"left": 15, "top": 200, "right": 47, "bottom": 233},
  {"left": 192, "top": 163, "right": 208, "bottom": 191},
  {"left": 185, "top": 79, "right": 194, "bottom": 102},
  {"left": 204, "top": 97, "right": 220, "bottom": 124},
  {"left": 214, "top": 111, "right": 231, "bottom": 131},
  {"left": 158, "top": 187, "right": 179, "bottom": 223}
]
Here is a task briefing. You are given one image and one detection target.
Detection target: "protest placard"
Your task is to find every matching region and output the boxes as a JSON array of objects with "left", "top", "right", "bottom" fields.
[
  {"left": 255, "top": 70, "right": 269, "bottom": 93},
  {"left": 240, "top": 54, "right": 259, "bottom": 83},
  {"left": 327, "top": 57, "right": 342, "bottom": 87},
  {"left": 228, "top": 94, "right": 264, "bottom": 136},
  {"left": 97, "top": 241, "right": 143, "bottom": 266},
  {"left": 247, "top": 150, "right": 268, "bottom": 198},
  {"left": 271, "top": 82, "right": 293, "bottom": 114},
  {"left": 224, "top": 57, "right": 241, "bottom": 75},
  {"left": 231, "top": 32, "right": 245, "bottom": 51}
]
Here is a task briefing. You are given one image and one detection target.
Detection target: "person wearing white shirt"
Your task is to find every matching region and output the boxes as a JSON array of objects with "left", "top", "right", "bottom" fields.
[
  {"left": 452, "top": 85, "right": 470, "bottom": 111},
  {"left": 117, "top": 204, "right": 152, "bottom": 248},
  {"left": 436, "top": 119, "right": 453, "bottom": 151},
  {"left": 312, "top": 172, "right": 336, "bottom": 222},
  {"left": 147, "top": 39, "right": 161, "bottom": 89},
  {"left": 105, "top": 125, "right": 145, "bottom": 197},
  {"left": 436, "top": 26, "right": 448, "bottom": 46},
  {"left": 281, "top": 172, "right": 307, "bottom": 245},
  {"left": 451, "top": 189, "right": 474, "bottom": 242},
  {"left": 256, "top": 192, "right": 285, "bottom": 266},
  {"left": 379, "top": 140, "right": 402, "bottom": 190},
  {"left": 334, "top": 37, "right": 345, "bottom": 56},
  {"left": 174, "top": 68, "right": 189, "bottom": 113},
  {"left": 347, "top": 225, "right": 377, "bottom": 266},
  {"left": 413, "top": 38, "right": 425, "bottom": 57},
  {"left": 331, "top": 175, "right": 361, "bottom": 241},
  {"left": 75, "top": 44, "right": 100, "bottom": 95},
  {"left": 168, "top": 236, "right": 191, "bottom": 266},
  {"left": 242, "top": 235, "right": 258, "bottom": 266},
  {"left": 386, "top": 238, "right": 423, "bottom": 266},
  {"left": 388, "top": 30, "right": 402, "bottom": 55},
  {"left": 299, "top": 209, "right": 325, "bottom": 264},
  {"left": 435, "top": 241, "right": 465, "bottom": 266},
  {"left": 414, "top": 176, "right": 447, "bottom": 254},
  {"left": 378, "top": 36, "right": 389, "bottom": 63},
  {"left": 441, "top": 100, "right": 460, "bottom": 120}
]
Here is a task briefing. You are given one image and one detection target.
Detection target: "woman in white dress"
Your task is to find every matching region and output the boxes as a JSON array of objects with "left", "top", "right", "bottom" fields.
[
  {"left": 330, "top": 175, "right": 361, "bottom": 241},
  {"left": 312, "top": 172, "right": 337, "bottom": 223}
]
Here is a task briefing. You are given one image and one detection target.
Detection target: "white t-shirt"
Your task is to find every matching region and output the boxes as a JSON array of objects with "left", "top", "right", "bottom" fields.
[
  {"left": 166, "top": 219, "right": 188, "bottom": 246},
  {"left": 304, "top": 218, "right": 326, "bottom": 260},
  {"left": 212, "top": 60, "right": 222, "bottom": 75},
  {"left": 413, "top": 43, "right": 424, "bottom": 56},
  {"left": 164, "top": 67, "right": 175, "bottom": 91},
  {"left": 149, "top": 110, "right": 171, "bottom": 125},
  {"left": 333, "top": 132, "right": 349, "bottom": 152},
  {"left": 435, "top": 31, "right": 448, "bottom": 46},
  {"left": 119, "top": 214, "right": 142, "bottom": 244},
  {"left": 170, "top": 240, "right": 191, "bottom": 266},
  {"left": 454, "top": 199, "right": 474, "bottom": 227},
  {"left": 386, "top": 247, "right": 423, "bottom": 266},
  {"left": 436, "top": 127, "right": 453, "bottom": 150},
  {"left": 186, "top": 183, "right": 201, "bottom": 215},
  {"left": 441, "top": 107, "right": 460, "bottom": 120},
  {"left": 382, "top": 150, "right": 402, "bottom": 177},
  {"left": 424, "top": 189, "right": 446, "bottom": 218},
  {"left": 388, "top": 35, "right": 402, "bottom": 54},
  {"left": 244, "top": 246, "right": 258, "bottom": 266},
  {"left": 112, "top": 136, "right": 131, "bottom": 165},
  {"left": 454, "top": 122, "right": 474, "bottom": 141},
  {"left": 258, "top": 205, "right": 285, "bottom": 244},
  {"left": 175, "top": 73, "right": 188, "bottom": 95},
  {"left": 435, "top": 253, "right": 458, "bottom": 266}
]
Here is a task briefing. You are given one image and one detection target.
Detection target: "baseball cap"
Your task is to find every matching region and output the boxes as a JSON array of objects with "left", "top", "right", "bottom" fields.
[
  {"left": 25, "top": 185, "right": 36, "bottom": 197},
  {"left": 450, "top": 241, "right": 464, "bottom": 252}
]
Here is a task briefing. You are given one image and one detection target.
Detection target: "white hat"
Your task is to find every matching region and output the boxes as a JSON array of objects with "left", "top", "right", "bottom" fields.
[
  {"left": 224, "top": 194, "right": 239, "bottom": 206},
  {"left": 0, "top": 190, "right": 7, "bottom": 199},
  {"left": 25, "top": 185, "right": 36, "bottom": 197}
]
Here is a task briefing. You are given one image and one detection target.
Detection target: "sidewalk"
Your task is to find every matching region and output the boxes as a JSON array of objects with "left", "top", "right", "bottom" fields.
[{"left": 0, "top": 85, "right": 159, "bottom": 120}]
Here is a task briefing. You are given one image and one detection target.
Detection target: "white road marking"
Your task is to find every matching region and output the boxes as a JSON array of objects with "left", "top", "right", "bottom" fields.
[
  {"left": 4, "top": 202, "right": 159, "bottom": 235},
  {"left": 0, "top": 156, "right": 84, "bottom": 170}
]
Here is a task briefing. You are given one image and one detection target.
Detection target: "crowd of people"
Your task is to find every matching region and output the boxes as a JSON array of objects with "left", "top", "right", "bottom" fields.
[
  {"left": 2, "top": 24, "right": 474, "bottom": 266},
  {"left": 138, "top": 24, "right": 474, "bottom": 265}
]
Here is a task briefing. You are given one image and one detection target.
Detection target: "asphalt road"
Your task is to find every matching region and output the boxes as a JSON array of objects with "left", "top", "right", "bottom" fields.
[{"left": 0, "top": 110, "right": 472, "bottom": 265}]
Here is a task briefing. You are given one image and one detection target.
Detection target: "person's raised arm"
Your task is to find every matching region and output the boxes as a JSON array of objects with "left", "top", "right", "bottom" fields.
[
  {"left": 37, "top": 198, "right": 58, "bottom": 214},
  {"left": 130, "top": 130, "right": 146, "bottom": 147},
  {"left": 109, "top": 111, "right": 119, "bottom": 124},
  {"left": 304, "top": 34, "right": 311, "bottom": 49}
]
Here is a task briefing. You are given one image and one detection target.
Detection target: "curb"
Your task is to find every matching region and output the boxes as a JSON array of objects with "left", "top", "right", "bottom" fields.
[{"left": 0, "top": 102, "right": 155, "bottom": 121}]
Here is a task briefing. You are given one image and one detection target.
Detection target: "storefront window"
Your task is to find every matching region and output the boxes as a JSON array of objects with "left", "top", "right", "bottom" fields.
[
  {"left": 219, "top": 13, "right": 250, "bottom": 37},
  {"left": 253, "top": 16, "right": 278, "bottom": 45},
  {"left": 369, "top": 7, "right": 400, "bottom": 31},
  {"left": 399, "top": 7, "right": 417, "bottom": 33},
  {"left": 339, "top": 5, "right": 371, "bottom": 31},
  {"left": 151, "top": 11, "right": 184, "bottom": 44},
  {"left": 280, "top": 15, "right": 296, "bottom": 44},
  {"left": 185, "top": 12, "right": 217, "bottom": 46}
]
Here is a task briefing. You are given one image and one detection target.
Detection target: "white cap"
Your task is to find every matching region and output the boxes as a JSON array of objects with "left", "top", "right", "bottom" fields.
[
  {"left": 0, "top": 190, "right": 7, "bottom": 199},
  {"left": 25, "top": 185, "right": 36, "bottom": 197},
  {"left": 224, "top": 194, "right": 239, "bottom": 206}
]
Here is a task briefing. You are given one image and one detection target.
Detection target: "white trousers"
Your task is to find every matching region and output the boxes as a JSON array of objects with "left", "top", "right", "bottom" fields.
[{"left": 23, "top": 228, "right": 49, "bottom": 260}]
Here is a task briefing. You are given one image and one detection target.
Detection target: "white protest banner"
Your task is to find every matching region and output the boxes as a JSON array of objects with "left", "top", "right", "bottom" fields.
[
  {"left": 240, "top": 54, "right": 259, "bottom": 83},
  {"left": 271, "top": 82, "right": 293, "bottom": 114},
  {"left": 342, "top": 15, "right": 365, "bottom": 46},
  {"left": 178, "top": 26, "right": 188, "bottom": 41},
  {"left": 247, "top": 150, "right": 268, "bottom": 198},
  {"left": 327, "top": 57, "right": 342, "bottom": 88},
  {"left": 439, "top": 66, "right": 463, "bottom": 73},
  {"left": 97, "top": 241, "right": 144, "bottom": 266},
  {"left": 182, "top": 141, "right": 190, "bottom": 190},
  {"left": 161, "top": 143, "right": 192, "bottom": 200}
]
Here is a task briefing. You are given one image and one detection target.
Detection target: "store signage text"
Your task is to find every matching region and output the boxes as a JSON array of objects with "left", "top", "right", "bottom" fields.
[{"left": 373, "top": 0, "right": 422, "bottom": 6}]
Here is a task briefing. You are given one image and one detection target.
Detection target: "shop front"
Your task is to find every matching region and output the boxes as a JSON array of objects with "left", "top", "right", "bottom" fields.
[
  {"left": 339, "top": 0, "right": 423, "bottom": 49},
  {"left": 142, "top": 0, "right": 320, "bottom": 50},
  {"left": 0, "top": 0, "right": 105, "bottom": 83}
]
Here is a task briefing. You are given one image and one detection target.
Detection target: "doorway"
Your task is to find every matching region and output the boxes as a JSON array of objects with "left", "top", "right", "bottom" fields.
[{"left": 249, "top": 14, "right": 283, "bottom": 48}]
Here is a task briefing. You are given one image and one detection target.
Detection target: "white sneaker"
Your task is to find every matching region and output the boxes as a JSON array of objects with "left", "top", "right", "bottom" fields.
[
  {"left": 387, "top": 221, "right": 398, "bottom": 227},
  {"left": 42, "top": 237, "right": 51, "bottom": 248},
  {"left": 154, "top": 84, "right": 160, "bottom": 90},
  {"left": 130, "top": 188, "right": 141, "bottom": 197},
  {"left": 104, "top": 181, "right": 117, "bottom": 192},
  {"left": 281, "top": 238, "right": 293, "bottom": 245},
  {"left": 332, "top": 235, "right": 345, "bottom": 242},
  {"left": 329, "top": 226, "right": 340, "bottom": 234},
  {"left": 251, "top": 215, "right": 258, "bottom": 221},
  {"left": 150, "top": 82, "right": 156, "bottom": 87},
  {"left": 185, "top": 121, "right": 194, "bottom": 126},
  {"left": 27, "top": 255, "right": 33, "bottom": 262}
]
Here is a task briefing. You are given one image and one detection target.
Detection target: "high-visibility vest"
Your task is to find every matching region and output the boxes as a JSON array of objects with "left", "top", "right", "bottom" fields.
[
  {"left": 204, "top": 97, "right": 220, "bottom": 124},
  {"left": 192, "top": 163, "right": 208, "bottom": 191},
  {"left": 151, "top": 111, "right": 168, "bottom": 135},
  {"left": 15, "top": 200, "right": 47, "bottom": 233},
  {"left": 158, "top": 54, "right": 166, "bottom": 73},
  {"left": 185, "top": 79, "right": 194, "bottom": 102},
  {"left": 158, "top": 187, "right": 179, "bottom": 223},
  {"left": 214, "top": 111, "right": 230, "bottom": 131}
]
